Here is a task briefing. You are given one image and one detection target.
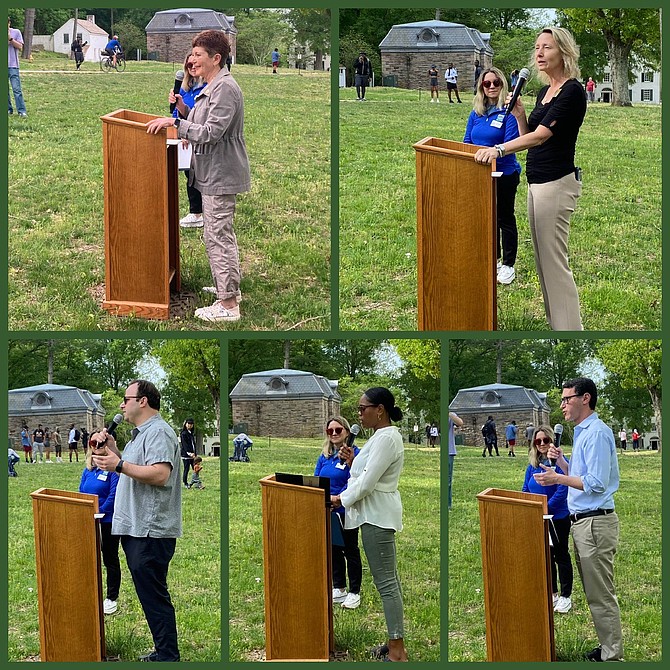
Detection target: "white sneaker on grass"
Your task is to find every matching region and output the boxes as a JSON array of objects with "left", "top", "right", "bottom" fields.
[
  {"left": 552, "top": 592, "right": 559, "bottom": 606},
  {"left": 332, "top": 588, "right": 348, "bottom": 604},
  {"left": 342, "top": 592, "right": 361, "bottom": 609},
  {"left": 194, "top": 301, "right": 240, "bottom": 322},
  {"left": 179, "top": 213, "right": 204, "bottom": 228},
  {"left": 554, "top": 596, "right": 572, "bottom": 613},
  {"left": 103, "top": 599, "right": 118, "bottom": 615},
  {"left": 497, "top": 264, "right": 515, "bottom": 285}
]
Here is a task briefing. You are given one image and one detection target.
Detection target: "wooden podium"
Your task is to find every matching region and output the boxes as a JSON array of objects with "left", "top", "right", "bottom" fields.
[
  {"left": 259, "top": 475, "right": 333, "bottom": 661},
  {"left": 100, "top": 109, "right": 181, "bottom": 319},
  {"left": 413, "top": 137, "right": 498, "bottom": 331},
  {"left": 30, "top": 488, "right": 105, "bottom": 662},
  {"left": 476, "top": 488, "right": 556, "bottom": 661}
]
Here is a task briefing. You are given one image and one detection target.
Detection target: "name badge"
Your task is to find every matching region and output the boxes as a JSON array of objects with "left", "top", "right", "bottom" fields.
[
  {"left": 97, "top": 471, "right": 109, "bottom": 481},
  {"left": 335, "top": 461, "right": 347, "bottom": 470},
  {"left": 491, "top": 114, "right": 504, "bottom": 129}
]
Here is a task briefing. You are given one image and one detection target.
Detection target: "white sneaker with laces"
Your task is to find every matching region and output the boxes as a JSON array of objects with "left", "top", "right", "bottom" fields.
[
  {"left": 103, "top": 599, "right": 118, "bottom": 615},
  {"left": 497, "top": 264, "right": 515, "bottom": 285},
  {"left": 342, "top": 592, "right": 361, "bottom": 609},
  {"left": 332, "top": 588, "right": 348, "bottom": 603},
  {"left": 554, "top": 596, "right": 572, "bottom": 613},
  {"left": 195, "top": 301, "right": 240, "bottom": 322},
  {"left": 179, "top": 213, "right": 204, "bottom": 228}
]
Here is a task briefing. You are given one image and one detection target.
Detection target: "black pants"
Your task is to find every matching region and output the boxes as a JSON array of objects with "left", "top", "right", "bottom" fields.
[
  {"left": 483, "top": 438, "right": 499, "bottom": 456},
  {"left": 184, "top": 170, "right": 202, "bottom": 214},
  {"left": 355, "top": 74, "right": 368, "bottom": 99},
  {"left": 121, "top": 536, "right": 179, "bottom": 661},
  {"left": 496, "top": 171, "right": 520, "bottom": 267},
  {"left": 100, "top": 523, "right": 121, "bottom": 600},
  {"left": 182, "top": 458, "right": 194, "bottom": 486},
  {"left": 550, "top": 515, "right": 573, "bottom": 597},
  {"left": 332, "top": 526, "right": 362, "bottom": 594}
]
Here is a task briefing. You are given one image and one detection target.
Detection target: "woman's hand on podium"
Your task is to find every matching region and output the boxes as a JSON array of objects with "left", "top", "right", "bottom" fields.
[
  {"left": 331, "top": 494, "right": 342, "bottom": 508},
  {"left": 146, "top": 116, "right": 177, "bottom": 135},
  {"left": 474, "top": 146, "right": 498, "bottom": 165}
]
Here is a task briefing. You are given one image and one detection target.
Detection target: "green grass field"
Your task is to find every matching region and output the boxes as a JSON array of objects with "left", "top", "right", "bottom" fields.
[
  {"left": 228, "top": 435, "right": 440, "bottom": 662},
  {"left": 8, "top": 52, "right": 330, "bottom": 331},
  {"left": 7, "top": 456, "right": 221, "bottom": 662},
  {"left": 448, "top": 446, "right": 661, "bottom": 662},
  {"left": 339, "top": 86, "right": 661, "bottom": 331}
]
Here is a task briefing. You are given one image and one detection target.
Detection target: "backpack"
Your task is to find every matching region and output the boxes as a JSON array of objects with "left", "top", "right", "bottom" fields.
[{"left": 74, "top": 428, "right": 81, "bottom": 442}]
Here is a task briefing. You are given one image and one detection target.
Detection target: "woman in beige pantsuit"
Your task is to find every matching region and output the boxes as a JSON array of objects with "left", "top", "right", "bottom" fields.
[{"left": 474, "top": 27, "right": 586, "bottom": 330}]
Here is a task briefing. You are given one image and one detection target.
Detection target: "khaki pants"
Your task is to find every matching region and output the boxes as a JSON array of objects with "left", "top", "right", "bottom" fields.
[
  {"left": 527, "top": 173, "right": 582, "bottom": 330},
  {"left": 202, "top": 193, "right": 241, "bottom": 302},
  {"left": 571, "top": 513, "right": 623, "bottom": 661}
]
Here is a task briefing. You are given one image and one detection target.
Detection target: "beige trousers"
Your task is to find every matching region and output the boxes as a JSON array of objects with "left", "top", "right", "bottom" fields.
[
  {"left": 527, "top": 173, "right": 583, "bottom": 330},
  {"left": 571, "top": 513, "right": 623, "bottom": 661}
]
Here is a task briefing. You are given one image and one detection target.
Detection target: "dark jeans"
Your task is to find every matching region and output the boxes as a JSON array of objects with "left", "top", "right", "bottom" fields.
[
  {"left": 100, "top": 523, "right": 121, "bottom": 600},
  {"left": 355, "top": 74, "right": 368, "bottom": 99},
  {"left": 121, "top": 536, "right": 179, "bottom": 661},
  {"left": 332, "top": 525, "right": 362, "bottom": 594},
  {"left": 496, "top": 171, "right": 520, "bottom": 267},
  {"left": 184, "top": 170, "right": 202, "bottom": 214},
  {"left": 483, "top": 438, "right": 499, "bottom": 456},
  {"left": 182, "top": 458, "right": 194, "bottom": 486},
  {"left": 550, "top": 515, "right": 573, "bottom": 597}
]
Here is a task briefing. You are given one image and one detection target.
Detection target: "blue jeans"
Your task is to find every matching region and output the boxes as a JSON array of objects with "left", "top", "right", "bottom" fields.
[{"left": 8, "top": 67, "right": 26, "bottom": 114}]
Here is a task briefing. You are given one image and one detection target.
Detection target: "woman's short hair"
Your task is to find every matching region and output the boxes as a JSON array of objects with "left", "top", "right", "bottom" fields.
[
  {"left": 473, "top": 66, "right": 510, "bottom": 117},
  {"left": 363, "top": 387, "right": 403, "bottom": 423},
  {"left": 529, "top": 425, "right": 555, "bottom": 468},
  {"left": 322, "top": 416, "right": 351, "bottom": 457},
  {"left": 192, "top": 30, "right": 230, "bottom": 65},
  {"left": 532, "top": 26, "right": 581, "bottom": 82}
]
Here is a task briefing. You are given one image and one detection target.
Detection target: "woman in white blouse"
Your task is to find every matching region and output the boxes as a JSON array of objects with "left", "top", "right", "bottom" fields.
[{"left": 331, "top": 387, "right": 408, "bottom": 662}]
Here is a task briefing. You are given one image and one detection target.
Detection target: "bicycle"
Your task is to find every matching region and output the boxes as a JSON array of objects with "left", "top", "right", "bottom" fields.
[{"left": 100, "top": 52, "right": 126, "bottom": 72}]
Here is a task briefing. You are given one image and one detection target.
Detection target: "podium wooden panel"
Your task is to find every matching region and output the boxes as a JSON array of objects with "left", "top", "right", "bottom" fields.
[
  {"left": 260, "top": 475, "right": 333, "bottom": 661},
  {"left": 101, "top": 109, "right": 180, "bottom": 319},
  {"left": 30, "top": 488, "right": 105, "bottom": 662},
  {"left": 477, "top": 488, "right": 555, "bottom": 661},
  {"left": 414, "top": 137, "right": 497, "bottom": 330}
]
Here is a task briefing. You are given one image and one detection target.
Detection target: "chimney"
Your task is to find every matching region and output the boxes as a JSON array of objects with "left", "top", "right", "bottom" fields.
[{"left": 87, "top": 15, "right": 95, "bottom": 24}]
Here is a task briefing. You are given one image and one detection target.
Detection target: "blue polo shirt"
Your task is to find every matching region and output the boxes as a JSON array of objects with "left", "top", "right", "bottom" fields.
[
  {"left": 567, "top": 412, "right": 619, "bottom": 514},
  {"left": 314, "top": 445, "right": 360, "bottom": 514},
  {"left": 464, "top": 107, "right": 522, "bottom": 176}
]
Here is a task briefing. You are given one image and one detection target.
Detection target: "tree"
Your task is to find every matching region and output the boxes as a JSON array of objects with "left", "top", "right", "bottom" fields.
[
  {"left": 559, "top": 8, "right": 660, "bottom": 106},
  {"left": 596, "top": 340, "right": 662, "bottom": 452},
  {"left": 323, "top": 340, "right": 380, "bottom": 379},
  {"left": 112, "top": 19, "right": 146, "bottom": 59},
  {"left": 287, "top": 9, "right": 330, "bottom": 70},
  {"left": 83, "top": 339, "right": 148, "bottom": 392},
  {"left": 22, "top": 8, "right": 35, "bottom": 59},
  {"left": 392, "top": 340, "right": 440, "bottom": 423},
  {"left": 235, "top": 10, "right": 292, "bottom": 66}
]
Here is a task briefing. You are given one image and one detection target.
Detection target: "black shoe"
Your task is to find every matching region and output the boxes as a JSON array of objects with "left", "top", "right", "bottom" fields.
[
  {"left": 370, "top": 644, "right": 389, "bottom": 659},
  {"left": 139, "top": 651, "right": 159, "bottom": 662},
  {"left": 586, "top": 647, "right": 603, "bottom": 662}
]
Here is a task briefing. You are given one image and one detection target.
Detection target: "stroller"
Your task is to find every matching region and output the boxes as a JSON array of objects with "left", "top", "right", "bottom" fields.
[{"left": 230, "top": 433, "right": 253, "bottom": 462}]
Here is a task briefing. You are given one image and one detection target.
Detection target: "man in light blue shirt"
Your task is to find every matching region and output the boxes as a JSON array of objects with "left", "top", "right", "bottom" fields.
[{"left": 534, "top": 377, "right": 622, "bottom": 662}]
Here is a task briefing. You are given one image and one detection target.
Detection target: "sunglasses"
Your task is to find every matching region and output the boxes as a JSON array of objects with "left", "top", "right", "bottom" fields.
[
  {"left": 326, "top": 427, "right": 344, "bottom": 436},
  {"left": 534, "top": 437, "right": 552, "bottom": 446},
  {"left": 482, "top": 79, "right": 502, "bottom": 89},
  {"left": 187, "top": 63, "right": 196, "bottom": 69}
]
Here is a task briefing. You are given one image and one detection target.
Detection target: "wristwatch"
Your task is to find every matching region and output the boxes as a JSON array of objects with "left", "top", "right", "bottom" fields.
[
  {"left": 494, "top": 144, "right": 506, "bottom": 158},
  {"left": 115, "top": 459, "right": 125, "bottom": 473},
  {"left": 173, "top": 117, "right": 181, "bottom": 129}
]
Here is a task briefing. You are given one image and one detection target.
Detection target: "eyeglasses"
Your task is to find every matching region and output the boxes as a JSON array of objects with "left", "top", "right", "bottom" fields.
[
  {"left": 560, "top": 394, "right": 583, "bottom": 405},
  {"left": 122, "top": 396, "right": 142, "bottom": 404},
  {"left": 326, "top": 427, "right": 344, "bottom": 436},
  {"left": 534, "top": 436, "right": 552, "bottom": 446},
  {"left": 482, "top": 79, "right": 502, "bottom": 89},
  {"left": 357, "top": 404, "right": 376, "bottom": 414},
  {"left": 186, "top": 63, "right": 196, "bottom": 69}
]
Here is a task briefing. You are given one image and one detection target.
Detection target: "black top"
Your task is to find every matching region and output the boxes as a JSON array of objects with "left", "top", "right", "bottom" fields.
[
  {"left": 354, "top": 57, "right": 372, "bottom": 77},
  {"left": 180, "top": 428, "right": 196, "bottom": 459},
  {"left": 526, "top": 78, "right": 586, "bottom": 184}
]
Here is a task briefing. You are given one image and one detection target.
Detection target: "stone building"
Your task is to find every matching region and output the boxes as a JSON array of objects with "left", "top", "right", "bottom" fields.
[
  {"left": 145, "top": 8, "right": 237, "bottom": 64},
  {"left": 449, "top": 383, "right": 550, "bottom": 449},
  {"left": 8, "top": 384, "right": 106, "bottom": 444},
  {"left": 229, "top": 369, "right": 341, "bottom": 438},
  {"left": 379, "top": 20, "right": 493, "bottom": 91}
]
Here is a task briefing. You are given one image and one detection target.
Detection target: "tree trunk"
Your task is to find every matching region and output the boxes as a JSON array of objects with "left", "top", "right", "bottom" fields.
[
  {"left": 314, "top": 48, "right": 323, "bottom": 70},
  {"left": 47, "top": 339, "right": 54, "bottom": 384},
  {"left": 496, "top": 341, "right": 503, "bottom": 383},
  {"left": 283, "top": 340, "right": 291, "bottom": 369},
  {"left": 649, "top": 389, "right": 662, "bottom": 454},
  {"left": 22, "top": 8, "right": 35, "bottom": 60},
  {"left": 608, "top": 39, "right": 632, "bottom": 106},
  {"left": 435, "top": 9, "right": 441, "bottom": 21},
  {"left": 71, "top": 8, "right": 78, "bottom": 60}
]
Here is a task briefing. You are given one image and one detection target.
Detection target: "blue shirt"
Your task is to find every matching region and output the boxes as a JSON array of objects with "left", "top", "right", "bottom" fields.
[
  {"left": 172, "top": 81, "right": 206, "bottom": 118},
  {"left": 314, "top": 445, "right": 360, "bottom": 513},
  {"left": 272, "top": 50, "right": 280, "bottom": 63},
  {"left": 463, "top": 108, "right": 522, "bottom": 176},
  {"left": 505, "top": 423, "right": 518, "bottom": 440},
  {"left": 106, "top": 39, "right": 120, "bottom": 52},
  {"left": 522, "top": 461, "right": 570, "bottom": 519},
  {"left": 79, "top": 467, "right": 119, "bottom": 523},
  {"left": 567, "top": 412, "right": 619, "bottom": 514}
]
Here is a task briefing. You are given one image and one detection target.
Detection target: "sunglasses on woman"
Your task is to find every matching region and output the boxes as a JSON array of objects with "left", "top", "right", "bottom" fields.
[
  {"left": 534, "top": 436, "right": 552, "bottom": 446},
  {"left": 326, "top": 427, "right": 344, "bottom": 436},
  {"left": 482, "top": 79, "right": 502, "bottom": 89}
]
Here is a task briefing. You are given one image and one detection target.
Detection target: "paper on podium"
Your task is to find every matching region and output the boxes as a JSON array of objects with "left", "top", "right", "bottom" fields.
[{"left": 166, "top": 139, "right": 193, "bottom": 170}]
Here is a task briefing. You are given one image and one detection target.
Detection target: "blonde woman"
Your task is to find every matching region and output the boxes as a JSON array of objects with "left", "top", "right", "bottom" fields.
[
  {"left": 464, "top": 66, "right": 522, "bottom": 285},
  {"left": 314, "top": 416, "right": 362, "bottom": 609},
  {"left": 475, "top": 27, "right": 587, "bottom": 330}
]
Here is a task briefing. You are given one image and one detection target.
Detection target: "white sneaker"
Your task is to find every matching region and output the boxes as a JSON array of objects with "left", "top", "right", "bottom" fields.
[
  {"left": 332, "top": 588, "right": 347, "bottom": 603},
  {"left": 202, "top": 286, "right": 217, "bottom": 295},
  {"left": 497, "top": 260, "right": 502, "bottom": 270},
  {"left": 342, "top": 592, "right": 361, "bottom": 609},
  {"left": 552, "top": 592, "right": 559, "bottom": 606},
  {"left": 194, "top": 301, "right": 240, "bottom": 322},
  {"left": 554, "top": 596, "right": 572, "bottom": 613},
  {"left": 436, "top": 98, "right": 440, "bottom": 103},
  {"left": 179, "top": 213, "right": 204, "bottom": 228},
  {"left": 430, "top": 98, "right": 435, "bottom": 103},
  {"left": 103, "top": 598, "right": 118, "bottom": 615},
  {"left": 497, "top": 264, "right": 515, "bottom": 285}
]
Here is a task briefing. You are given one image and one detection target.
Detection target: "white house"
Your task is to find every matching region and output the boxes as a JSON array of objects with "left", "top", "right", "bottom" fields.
[
  {"left": 594, "top": 64, "right": 660, "bottom": 104},
  {"left": 52, "top": 15, "right": 110, "bottom": 62}
]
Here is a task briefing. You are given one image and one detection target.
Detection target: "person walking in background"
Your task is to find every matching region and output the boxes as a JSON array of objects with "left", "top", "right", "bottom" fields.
[
  {"left": 180, "top": 418, "right": 197, "bottom": 487},
  {"left": 473, "top": 59, "right": 482, "bottom": 94},
  {"left": 32, "top": 424, "right": 45, "bottom": 463},
  {"left": 21, "top": 425, "right": 33, "bottom": 463},
  {"left": 335, "top": 388, "right": 409, "bottom": 662},
  {"left": 68, "top": 424, "right": 80, "bottom": 462},
  {"left": 526, "top": 422, "right": 535, "bottom": 450},
  {"left": 8, "top": 18, "right": 27, "bottom": 118},
  {"left": 585, "top": 76, "right": 596, "bottom": 102},
  {"left": 43, "top": 427, "right": 52, "bottom": 463},
  {"left": 506, "top": 420, "right": 518, "bottom": 457},
  {"left": 429, "top": 422, "right": 439, "bottom": 447},
  {"left": 81, "top": 427, "right": 89, "bottom": 454},
  {"left": 71, "top": 37, "right": 87, "bottom": 70},
  {"left": 632, "top": 428, "right": 640, "bottom": 451},
  {"left": 428, "top": 64, "right": 440, "bottom": 102},
  {"left": 354, "top": 52, "right": 372, "bottom": 101},
  {"left": 482, "top": 415, "right": 499, "bottom": 457},
  {"left": 618, "top": 427, "right": 627, "bottom": 451},
  {"left": 271, "top": 47, "right": 280, "bottom": 73},
  {"left": 448, "top": 411, "right": 464, "bottom": 510},
  {"left": 315, "top": 416, "right": 362, "bottom": 610},
  {"left": 444, "top": 63, "right": 462, "bottom": 103},
  {"left": 52, "top": 426, "right": 62, "bottom": 462},
  {"left": 170, "top": 53, "right": 206, "bottom": 229}
]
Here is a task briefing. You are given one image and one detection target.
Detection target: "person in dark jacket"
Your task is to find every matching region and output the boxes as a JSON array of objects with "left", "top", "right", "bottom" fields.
[
  {"left": 354, "top": 52, "right": 372, "bottom": 101},
  {"left": 71, "top": 37, "right": 87, "bottom": 70},
  {"left": 180, "top": 418, "right": 197, "bottom": 487}
]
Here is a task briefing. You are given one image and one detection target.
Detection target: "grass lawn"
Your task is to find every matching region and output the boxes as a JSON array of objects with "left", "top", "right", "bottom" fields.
[
  {"left": 7, "top": 456, "right": 221, "bottom": 662},
  {"left": 448, "top": 446, "right": 661, "bottom": 662},
  {"left": 8, "top": 52, "right": 330, "bottom": 331},
  {"left": 339, "top": 86, "right": 661, "bottom": 331},
  {"left": 228, "top": 435, "right": 441, "bottom": 661}
]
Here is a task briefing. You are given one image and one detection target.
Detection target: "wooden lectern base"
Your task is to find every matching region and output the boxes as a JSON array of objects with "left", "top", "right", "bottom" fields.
[{"left": 102, "top": 290, "right": 198, "bottom": 320}]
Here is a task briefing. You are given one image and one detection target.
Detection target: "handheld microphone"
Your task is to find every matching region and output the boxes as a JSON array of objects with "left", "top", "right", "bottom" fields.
[
  {"left": 505, "top": 67, "right": 530, "bottom": 118},
  {"left": 552, "top": 423, "right": 564, "bottom": 466},
  {"left": 346, "top": 424, "right": 360, "bottom": 449},
  {"left": 170, "top": 70, "right": 185, "bottom": 114}
]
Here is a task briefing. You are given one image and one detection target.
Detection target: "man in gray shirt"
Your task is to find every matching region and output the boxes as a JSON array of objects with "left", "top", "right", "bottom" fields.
[{"left": 92, "top": 379, "right": 182, "bottom": 662}]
